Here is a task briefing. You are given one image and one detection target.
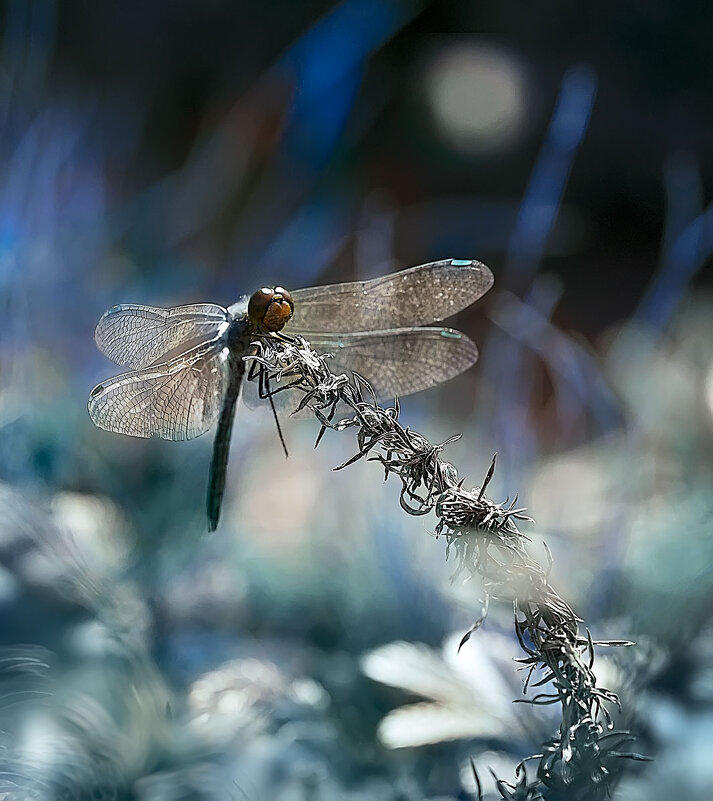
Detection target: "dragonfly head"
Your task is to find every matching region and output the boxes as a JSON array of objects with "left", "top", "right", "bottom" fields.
[{"left": 248, "top": 286, "right": 295, "bottom": 333}]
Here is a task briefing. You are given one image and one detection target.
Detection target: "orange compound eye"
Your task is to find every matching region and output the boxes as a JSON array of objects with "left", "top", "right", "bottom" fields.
[
  {"left": 248, "top": 286, "right": 294, "bottom": 332},
  {"left": 247, "top": 287, "right": 273, "bottom": 329}
]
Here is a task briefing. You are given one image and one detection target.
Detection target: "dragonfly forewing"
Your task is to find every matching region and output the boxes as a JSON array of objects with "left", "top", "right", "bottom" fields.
[
  {"left": 287, "top": 258, "right": 493, "bottom": 334},
  {"left": 95, "top": 303, "right": 229, "bottom": 369},
  {"left": 88, "top": 335, "right": 230, "bottom": 440}
]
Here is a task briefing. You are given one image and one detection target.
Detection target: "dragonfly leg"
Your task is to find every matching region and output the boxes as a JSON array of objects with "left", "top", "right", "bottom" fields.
[
  {"left": 255, "top": 363, "right": 289, "bottom": 458},
  {"left": 246, "top": 355, "right": 261, "bottom": 384}
]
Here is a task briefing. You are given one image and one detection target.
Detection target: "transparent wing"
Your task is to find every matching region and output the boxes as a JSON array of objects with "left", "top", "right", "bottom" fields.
[
  {"left": 88, "top": 336, "right": 230, "bottom": 440},
  {"left": 95, "top": 303, "right": 228, "bottom": 369},
  {"left": 304, "top": 327, "right": 479, "bottom": 400},
  {"left": 287, "top": 259, "right": 493, "bottom": 334}
]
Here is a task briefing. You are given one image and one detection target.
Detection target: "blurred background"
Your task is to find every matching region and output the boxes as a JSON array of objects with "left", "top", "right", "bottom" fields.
[{"left": 0, "top": 0, "right": 712, "bottom": 798}]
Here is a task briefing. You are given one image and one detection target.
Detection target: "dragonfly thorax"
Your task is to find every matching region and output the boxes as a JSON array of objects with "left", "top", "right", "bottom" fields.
[{"left": 222, "top": 314, "right": 253, "bottom": 354}]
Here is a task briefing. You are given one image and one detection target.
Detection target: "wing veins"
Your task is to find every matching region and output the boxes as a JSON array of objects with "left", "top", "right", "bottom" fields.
[
  {"left": 287, "top": 259, "right": 493, "bottom": 334},
  {"left": 95, "top": 303, "right": 228, "bottom": 369},
  {"left": 88, "top": 335, "right": 229, "bottom": 440},
  {"left": 295, "top": 326, "right": 479, "bottom": 400}
]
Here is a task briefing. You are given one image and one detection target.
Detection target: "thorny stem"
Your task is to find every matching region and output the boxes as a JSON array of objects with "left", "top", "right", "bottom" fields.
[{"left": 246, "top": 335, "right": 648, "bottom": 800}]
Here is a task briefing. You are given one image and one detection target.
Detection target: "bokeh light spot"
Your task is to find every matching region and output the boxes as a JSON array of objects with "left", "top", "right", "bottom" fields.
[{"left": 425, "top": 43, "right": 528, "bottom": 154}]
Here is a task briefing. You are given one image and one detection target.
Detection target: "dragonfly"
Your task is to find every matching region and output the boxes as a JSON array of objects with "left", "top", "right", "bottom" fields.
[{"left": 88, "top": 258, "right": 494, "bottom": 530}]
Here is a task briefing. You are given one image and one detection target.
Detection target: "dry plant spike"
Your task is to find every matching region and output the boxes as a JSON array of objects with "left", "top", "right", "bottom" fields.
[{"left": 242, "top": 334, "right": 649, "bottom": 799}]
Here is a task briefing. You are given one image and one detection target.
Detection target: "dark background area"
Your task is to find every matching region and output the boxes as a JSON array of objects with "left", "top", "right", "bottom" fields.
[{"left": 35, "top": 0, "right": 713, "bottom": 328}]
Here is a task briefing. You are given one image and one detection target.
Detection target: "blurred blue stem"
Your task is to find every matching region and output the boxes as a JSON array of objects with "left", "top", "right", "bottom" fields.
[
  {"left": 504, "top": 66, "right": 597, "bottom": 287},
  {"left": 482, "top": 67, "right": 597, "bottom": 484},
  {"left": 637, "top": 152, "right": 713, "bottom": 331}
]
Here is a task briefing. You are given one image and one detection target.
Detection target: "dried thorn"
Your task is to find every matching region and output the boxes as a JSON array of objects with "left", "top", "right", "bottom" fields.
[
  {"left": 489, "top": 768, "right": 513, "bottom": 798},
  {"left": 592, "top": 639, "right": 636, "bottom": 647},
  {"left": 477, "top": 454, "right": 497, "bottom": 501},
  {"left": 352, "top": 372, "right": 368, "bottom": 398},
  {"left": 586, "top": 629, "right": 595, "bottom": 669},
  {"left": 458, "top": 604, "right": 490, "bottom": 653},
  {"left": 470, "top": 760, "right": 484, "bottom": 801},
  {"left": 531, "top": 672, "right": 556, "bottom": 688},
  {"left": 513, "top": 694, "right": 561, "bottom": 705},
  {"left": 333, "top": 449, "right": 370, "bottom": 471},
  {"left": 609, "top": 751, "right": 653, "bottom": 762},
  {"left": 314, "top": 424, "right": 328, "bottom": 448},
  {"left": 523, "top": 663, "right": 537, "bottom": 694},
  {"left": 353, "top": 371, "right": 376, "bottom": 404}
]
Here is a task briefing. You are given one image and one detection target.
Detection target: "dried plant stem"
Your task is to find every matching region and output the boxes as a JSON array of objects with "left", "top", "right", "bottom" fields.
[{"left": 246, "top": 335, "right": 648, "bottom": 800}]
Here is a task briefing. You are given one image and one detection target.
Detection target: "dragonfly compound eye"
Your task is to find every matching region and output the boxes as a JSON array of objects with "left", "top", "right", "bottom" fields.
[{"left": 248, "top": 286, "right": 294, "bottom": 332}]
